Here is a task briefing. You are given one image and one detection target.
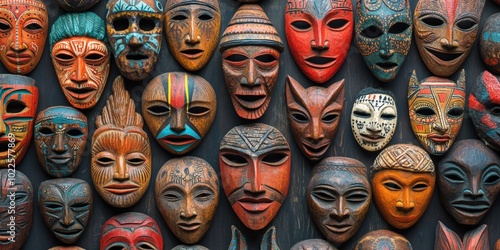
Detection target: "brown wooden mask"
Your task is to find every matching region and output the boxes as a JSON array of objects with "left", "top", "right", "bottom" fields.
[
  {"left": 142, "top": 72, "right": 216, "bottom": 155},
  {"left": 408, "top": 70, "right": 466, "bottom": 155},
  {"left": 155, "top": 156, "right": 219, "bottom": 244},
  {"left": 371, "top": 144, "right": 435, "bottom": 229},
  {"left": 285, "top": 76, "right": 345, "bottom": 161},
  {"left": 480, "top": 13, "right": 500, "bottom": 75},
  {"left": 435, "top": 222, "right": 490, "bottom": 250},
  {"left": 291, "top": 239, "right": 338, "bottom": 250},
  {"left": 413, "top": 0, "right": 486, "bottom": 77},
  {"left": 219, "top": 123, "right": 290, "bottom": 230},
  {"left": 353, "top": 230, "right": 413, "bottom": 250},
  {"left": 164, "top": 0, "right": 220, "bottom": 71},
  {"left": 307, "top": 157, "right": 371, "bottom": 246},
  {"left": 91, "top": 76, "right": 151, "bottom": 208}
]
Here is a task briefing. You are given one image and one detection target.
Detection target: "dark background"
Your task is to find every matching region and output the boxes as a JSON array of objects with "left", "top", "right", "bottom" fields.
[{"left": 5, "top": 0, "right": 500, "bottom": 249}]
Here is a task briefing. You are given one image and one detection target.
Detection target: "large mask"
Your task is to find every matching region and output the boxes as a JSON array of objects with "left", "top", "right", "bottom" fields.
[
  {"left": 0, "top": 0, "right": 47, "bottom": 75},
  {"left": 353, "top": 230, "right": 413, "bottom": 250},
  {"left": 307, "top": 157, "right": 371, "bottom": 246},
  {"left": 50, "top": 12, "right": 110, "bottom": 110},
  {"left": 355, "top": 0, "right": 411, "bottom": 82},
  {"left": 142, "top": 72, "right": 216, "bottom": 155},
  {"left": 91, "top": 76, "right": 151, "bottom": 208},
  {"left": 219, "top": 123, "right": 290, "bottom": 230},
  {"left": 351, "top": 87, "right": 397, "bottom": 152},
  {"left": 408, "top": 70, "right": 466, "bottom": 155},
  {"left": 53, "top": 0, "right": 98, "bottom": 11},
  {"left": 100, "top": 212, "right": 163, "bottom": 250},
  {"left": 38, "top": 178, "right": 93, "bottom": 244},
  {"left": 438, "top": 139, "right": 500, "bottom": 225},
  {"left": 155, "top": 156, "right": 219, "bottom": 244},
  {"left": 106, "top": 0, "right": 163, "bottom": 81},
  {"left": 285, "top": 0, "right": 353, "bottom": 84},
  {"left": 480, "top": 13, "right": 500, "bottom": 75},
  {"left": 413, "top": 0, "right": 485, "bottom": 77},
  {"left": 219, "top": 4, "right": 283, "bottom": 120},
  {"left": 164, "top": 0, "right": 220, "bottom": 71},
  {"left": 371, "top": 144, "right": 435, "bottom": 229},
  {"left": 435, "top": 222, "right": 489, "bottom": 250}
]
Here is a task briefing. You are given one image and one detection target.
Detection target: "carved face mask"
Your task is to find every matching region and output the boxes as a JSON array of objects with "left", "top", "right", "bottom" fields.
[
  {"left": 355, "top": 0, "right": 412, "bottom": 82},
  {"left": 307, "top": 157, "right": 371, "bottom": 246},
  {"left": 219, "top": 123, "right": 290, "bottom": 230},
  {"left": 285, "top": 76, "right": 345, "bottom": 161},
  {"left": 353, "top": 230, "right": 413, "bottom": 250},
  {"left": 0, "top": 0, "right": 48, "bottom": 75},
  {"left": 438, "top": 139, "right": 500, "bottom": 225},
  {"left": 142, "top": 72, "right": 216, "bottom": 155},
  {"left": 351, "top": 88, "right": 397, "bottom": 152},
  {"left": 164, "top": 0, "right": 220, "bottom": 71},
  {"left": 39, "top": 178, "right": 93, "bottom": 244},
  {"left": 414, "top": 0, "right": 485, "bottom": 77},
  {"left": 155, "top": 156, "right": 219, "bottom": 244},
  {"left": 100, "top": 212, "right": 163, "bottom": 250},
  {"left": 285, "top": 0, "right": 353, "bottom": 84},
  {"left": 291, "top": 239, "right": 337, "bottom": 250},
  {"left": 480, "top": 14, "right": 500, "bottom": 75},
  {"left": 106, "top": 0, "right": 163, "bottom": 81},
  {"left": 408, "top": 70, "right": 466, "bottom": 155},
  {"left": 53, "top": 0, "right": 98, "bottom": 11}
]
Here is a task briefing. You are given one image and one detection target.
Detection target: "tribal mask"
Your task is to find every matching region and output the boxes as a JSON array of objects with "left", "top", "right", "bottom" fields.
[
  {"left": 480, "top": 13, "right": 500, "bottom": 75},
  {"left": 53, "top": 0, "right": 98, "bottom": 11},
  {"left": 354, "top": 230, "right": 413, "bottom": 250}
]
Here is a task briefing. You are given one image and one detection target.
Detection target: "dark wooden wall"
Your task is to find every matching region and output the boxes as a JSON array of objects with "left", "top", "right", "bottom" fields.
[{"left": 7, "top": 0, "right": 500, "bottom": 249}]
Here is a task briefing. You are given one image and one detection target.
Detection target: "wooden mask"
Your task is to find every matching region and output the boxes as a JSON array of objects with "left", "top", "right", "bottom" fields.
[
  {"left": 285, "top": 76, "right": 344, "bottom": 161},
  {"left": 219, "top": 4, "right": 283, "bottom": 120},
  {"left": 35, "top": 106, "right": 88, "bottom": 178},
  {"left": 290, "top": 239, "right": 338, "bottom": 250},
  {"left": 285, "top": 0, "right": 353, "bottom": 84},
  {"left": 307, "top": 157, "right": 371, "bottom": 246},
  {"left": 355, "top": 0, "right": 412, "bottom": 82},
  {"left": 353, "top": 230, "right": 413, "bottom": 250},
  {"left": 50, "top": 12, "right": 110, "bottom": 110},
  {"left": 164, "top": 0, "right": 220, "bottom": 71},
  {"left": 172, "top": 245, "right": 209, "bottom": 250},
  {"left": 219, "top": 123, "right": 290, "bottom": 230},
  {"left": 38, "top": 178, "right": 93, "bottom": 244},
  {"left": 91, "top": 76, "right": 151, "bottom": 208},
  {"left": 106, "top": 0, "right": 163, "bottom": 81},
  {"left": 438, "top": 139, "right": 500, "bottom": 225},
  {"left": 480, "top": 13, "right": 500, "bottom": 75},
  {"left": 228, "top": 225, "right": 280, "bottom": 250},
  {"left": 408, "top": 70, "right": 466, "bottom": 155},
  {"left": 155, "top": 156, "right": 219, "bottom": 244},
  {"left": 413, "top": 0, "right": 485, "bottom": 77},
  {"left": 351, "top": 87, "right": 397, "bottom": 152},
  {"left": 371, "top": 144, "right": 435, "bottom": 229},
  {"left": 100, "top": 212, "right": 163, "bottom": 250},
  {"left": 142, "top": 72, "right": 216, "bottom": 155},
  {"left": 0, "top": 0, "right": 47, "bottom": 75},
  {"left": 53, "top": 0, "right": 98, "bottom": 11},
  {"left": 0, "top": 74, "right": 38, "bottom": 168},
  {"left": 435, "top": 222, "right": 489, "bottom": 250}
]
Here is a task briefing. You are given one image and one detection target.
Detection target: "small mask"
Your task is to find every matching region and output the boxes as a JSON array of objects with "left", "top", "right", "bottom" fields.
[
  {"left": 219, "top": 123, "right": 290, "bottom": 230},
  {"left": 53, "top": 0, "right": 99, "bottom": 11},
  {"left": 480, "top": 13, "right": 500, "bottom": 75},
  {"left": 0, "top": 0, "right": 48, "bottom": 75},
  {"left": 435, "top": 222, "right": 489, "bottom": 249},
  {"left": 285, "top": 0, "right": 353, "bottom": 84},
  {"left": 438, "top": 139, "right": 500, "bottom": 225},
  {"left": 355, "top": 0, "right": 412, "bottom": 82},
  {"left": 91, "top": 76, "right": 151, "bottom": 208},
  {"left": 172, "top": 245, "right": 209, "bottom": 250},
  {"left": 38, "top": 178, "right": 93, "bottom": 244},
  {"left": 142, "top": 72, "right": 216, "bottom": 155},
  {"left": 290, "top": 239, "right": 337, "bottom": 250},
  {"left": 351, "top": 87, "right": 397, "bottom": 152},
  {"left": 155, "top": 156, "right": 219, "bottom": 244},
  {"left": 100, "top": 212, "right": 163, "bottom": 250},
  {"left": 408, "top": 70, "right": 466, "bottom": 155},
  {"left": 164, "top": 0, "right": 220, "bottom": 71},
  {"left": 414, "top": 0, "right": 485, "bottom": 77},
  {"left": 353, "top": 230, "right": 413, "bottom": 250},
  {"left": 307, "top": 157, "right": 371, "bottom": 246},
  {"left": 285, "top": 76, "right": 345, "bottom": 161},
  {"left": 34, "top": 106, "right": 88, "bottom": 177},
  {"left": 371, "top": 144, "right": 435, "bottom": 229},
  {"left": 106, "top": 0, "right": 163, "bottom": 81},
  {"left": 50, "top": 12, "right": 110, "bottom": 110},
  {"left": 219, "top": 4, "right": 283, "bottom": 120}
]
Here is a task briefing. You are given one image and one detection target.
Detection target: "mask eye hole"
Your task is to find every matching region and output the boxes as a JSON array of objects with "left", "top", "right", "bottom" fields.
[
  {"left": 447, "top": 107, "right": 464, "bottom": 118},
  {"left": 67, "top": 129, "right": 85, "bottom": 138},
  {"left": 38, "top": 127, "right": 54, "bottom": 136},
  {"left": 291, "top": 112, "right": 308, "bottom": 123},
  {"left": 25, "top": 23, "right": 42, "bottom": 32},
  {"left": 381, "top": 113, "right": 396, "bottom": 120},
  {"left": 147, "top": 105, "right": 170, "bottom": 116},
  {"left": 456, "top": 18, "right": 477, "bottom": 31},
  {"left": 490, "top": 107, "right": 500, "bottom": 117},
  {"left": 383, "top": 181, "right": 401, "bottom": 191},
  {"left": 262, "top": 153, "right": 289, "bottom": 166},
  {"left": 255, "top": 54, "right": 277, "bottom": 64},
  {"left": 86, "top": 53, "right": 105, "bottom": 61},
  {"left": 221, "top": 153, "right": 248, "bottom": 167},
  {"left": 415, "top": 107, "right": 436, "bottom": 117},
  {"left": 389, "top": 22, "right": 410, "bottom": 34},
  {"left": 6, "top": 100, "right": 27, "bottom": 113},
  {"left": 55, "top": 53, "right": 74, "bottom": 61},
  {"left": 327, "top": 19, "right": 348, "bottom": 29},
  {"left": 353, "top": 110, "right": 371, "bottom": 118},
  {"left": 412, "top": 183, "right": 428, "bottom": 191},
  {"left": 421, "top": 17, "right": 444, "bottom": 27},
  {"left": 290, "top": 20, "right": 311, "bottom": 31},
  {"left": 139, "top": 18, "right": 156, "bottom": 31},
  {"left": 225, "top": 54, "right": 248, "bottom": 62},
  {"left": 113, "top": 17, "right": 129, "bottom": 31},
  {"left": 322, "top": 113, "right": 338, "bottom": 123},
  {"left": 172, "top": 14, "right": 188, "bottom": 21},
  {"left": 188, "top": 106, "right": 210, "bottom": 116},
  {"left": 0, "top": 22, "right": 11, "bottom": 32},
  {"left": 199, "top": 14, "right": 213, "bottom": 21},
  {"left": 137, "top": 243, "right": 155, "bottom": 250},
  {"left": 97, "top": 157, "right": 114, "bottom": 166},
  {"left": 360, "top": 26, "right": 383, "bottom": 38}
]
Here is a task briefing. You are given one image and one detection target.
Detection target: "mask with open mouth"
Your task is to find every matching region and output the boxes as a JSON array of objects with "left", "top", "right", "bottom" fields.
[{"left": 480, "top": 13, "right": 500, "bottom": 75}]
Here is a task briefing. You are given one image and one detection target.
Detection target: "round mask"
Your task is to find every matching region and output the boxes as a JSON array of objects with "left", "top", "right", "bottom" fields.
[
  {"left": 53, "top": 0, "right": 99, "bottom": 11},
  {"left": 142, "top": 72, "right": 216, "bottom": 155},
  {"left": 355, "top": 0, "right": 412, "bottom": 82},
  {"left": 291, "top": 239, "right": 337, "bottom": 250},
  {"left": 35, "top": 106, "right": 88, "bottom": 177},
  {"left": 408, "top": 70, "right": 466, "bottom": 155},
  {"left": 155, "top": 156, "right": 219, "bottom": 244},
  {"left": 307, "top": 157, "right": 371, "bottom": 246},
  {"left": 351, "top": 87, "right": 397, "bottom": 152},
  {"left": 219, "top": 123, "right": 290, "bottom": 230},
  {"left": 38, "top": 178, "right": 93, "bottom": 244},
  {"left": 480, "top": 13, "right": 500, "bottom": 75},
  {"left": 285, "top": 0, "right": 353, "bottom": 84},
  {"left": 353, "top": 230, "right": 413, "bottom": 250}
]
